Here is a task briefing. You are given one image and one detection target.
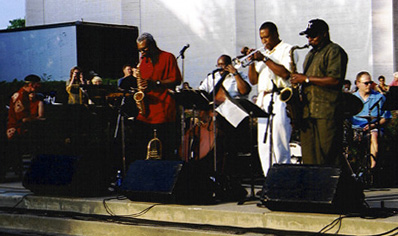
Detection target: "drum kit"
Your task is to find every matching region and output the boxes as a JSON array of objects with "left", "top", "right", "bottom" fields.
[{"left": 341, "top": 92, "right": 382, "bottom": 186}]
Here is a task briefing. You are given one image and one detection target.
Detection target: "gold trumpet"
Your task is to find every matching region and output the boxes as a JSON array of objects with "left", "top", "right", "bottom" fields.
[
  {"left": 232, "top": 46, "right": 265, "bottom": 69},
  {"left": 146, "top": 129, "right": 162, "bottom": 160},
  {"left": 133, "top": 61, "right": 147, "bottom": 116}
]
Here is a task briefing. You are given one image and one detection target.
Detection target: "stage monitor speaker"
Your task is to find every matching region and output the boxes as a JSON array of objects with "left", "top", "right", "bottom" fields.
[
  {"left": 23, "top": 154, "right": 111, "bottom": 197},
  {"left": 262, "top": 164, "right": 365, "bottom": 214},
  {"left": 121, "top": 160, "right": 223, "bottom": 204}
]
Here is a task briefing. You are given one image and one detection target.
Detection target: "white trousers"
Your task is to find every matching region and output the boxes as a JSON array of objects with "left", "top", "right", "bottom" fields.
[{"left": 257, "top": 93, "right": 291, "bottom": 176}]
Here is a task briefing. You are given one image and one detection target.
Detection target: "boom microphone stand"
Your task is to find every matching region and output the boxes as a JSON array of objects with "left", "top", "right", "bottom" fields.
[{"left": 177, "top": 44, "right": 190, "bottom": 158}]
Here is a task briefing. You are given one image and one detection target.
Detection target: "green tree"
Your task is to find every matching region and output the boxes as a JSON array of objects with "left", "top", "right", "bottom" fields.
[{"left": 7, "top": 18, "right": 25, "bottom": 29}]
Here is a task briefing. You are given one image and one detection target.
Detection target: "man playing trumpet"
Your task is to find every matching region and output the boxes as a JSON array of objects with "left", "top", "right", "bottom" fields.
[
  {"left": 130, "top": 33, "right": 182, "bottom": 163},
  {"left": 247, "top": 22, "right": 296, "bottom": 178}
]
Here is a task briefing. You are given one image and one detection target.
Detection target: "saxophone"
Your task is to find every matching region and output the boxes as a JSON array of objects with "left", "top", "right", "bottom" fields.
[
  {"left": 280, "top": 44, "right": 309, "bottom": 126},
  {"left": 133, "top": 61, "right": 147, "bottom": 116}
]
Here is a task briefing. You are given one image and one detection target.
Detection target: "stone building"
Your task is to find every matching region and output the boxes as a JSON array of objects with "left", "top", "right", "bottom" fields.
[{"left": 25, "top": 0, "right": 397, "bottom": 87}]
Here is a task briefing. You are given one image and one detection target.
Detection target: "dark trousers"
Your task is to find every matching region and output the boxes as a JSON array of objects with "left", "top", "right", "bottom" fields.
[{"left": 300, "top": 118, "right": 344, "bottom": 168}]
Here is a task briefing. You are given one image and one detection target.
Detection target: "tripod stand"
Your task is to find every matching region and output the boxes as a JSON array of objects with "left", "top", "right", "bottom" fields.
[{"left": 234, "top": 99, "right": 268, "bottom": 205}]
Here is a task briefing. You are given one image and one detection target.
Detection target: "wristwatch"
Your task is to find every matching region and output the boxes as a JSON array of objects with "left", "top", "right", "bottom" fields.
[
  {"left": 263, "top": 56, "right": 269, "bottom": 63},
  {"left": 305, "top": 77, "right": 310, "bottom": 84}
]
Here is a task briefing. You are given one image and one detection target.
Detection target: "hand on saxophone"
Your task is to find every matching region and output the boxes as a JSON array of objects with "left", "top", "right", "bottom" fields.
[
  {"left": 290, "top": 73, "right": 306, "bottom": 85},
  {"left": 133, "top": 66, "right": 148, "bottom": 90}
]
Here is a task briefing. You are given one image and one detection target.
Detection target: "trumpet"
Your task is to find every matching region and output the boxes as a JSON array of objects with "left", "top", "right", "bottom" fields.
[
  {"left": 232, "top": 46, "right": 265, "bottom": 69},
  {"left": 146, "top": 129, "right": 162, "bottom": 160}
]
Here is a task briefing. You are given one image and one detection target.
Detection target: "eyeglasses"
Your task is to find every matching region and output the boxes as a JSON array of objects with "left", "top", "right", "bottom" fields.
[{"left": 362, "top": 81, "right": 373, "bottom": 86}]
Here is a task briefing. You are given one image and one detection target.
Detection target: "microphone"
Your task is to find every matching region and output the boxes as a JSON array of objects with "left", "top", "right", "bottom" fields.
[
  {"left": 179, "top": 44, "right": 190, "bottom": 55},
  {"left": 209, "top": 68, "right": 223, "bottom": 75}
]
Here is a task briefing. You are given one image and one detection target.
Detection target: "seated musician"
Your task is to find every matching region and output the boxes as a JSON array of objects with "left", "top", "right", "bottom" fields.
[
  {"left": 198, "top": 54, "right": 251, "bottom": 173},
  {"left": 351, "top": 71, "right": 392, "bottom": 169},
  {"left": 118, "top": 64, "right": 137, "bottom": 92},
  {"left": 5, "top": 75, "right": 43, "bottom": 177}
]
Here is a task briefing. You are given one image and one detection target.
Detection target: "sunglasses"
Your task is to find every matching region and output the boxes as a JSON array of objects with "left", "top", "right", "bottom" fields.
[{"left": 362, "top": 81, "right": 373, "bottom": 86}]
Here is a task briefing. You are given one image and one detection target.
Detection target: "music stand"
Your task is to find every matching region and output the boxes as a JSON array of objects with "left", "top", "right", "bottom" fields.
[
  {"left": 83, "top": 85, "right": 117, "bottom": 106},
  {"left": 174, "top": 90, "right": 211, "bottom": 160},
  {"left": 234, "top": 98, "right": 269, "bottom": 205},
  {"left": 382, "top": 86, "right": 398, "bottom": 111}
]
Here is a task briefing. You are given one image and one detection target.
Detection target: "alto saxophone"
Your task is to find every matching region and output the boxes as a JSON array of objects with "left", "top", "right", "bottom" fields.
[{"left": 133, "top": 61, "right": 147, "bottom": 116}]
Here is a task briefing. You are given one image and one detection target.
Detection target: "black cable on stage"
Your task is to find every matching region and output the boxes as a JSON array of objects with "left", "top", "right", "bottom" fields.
[{"left": 102, "top": 194, "right": 163, "bottom": 218}]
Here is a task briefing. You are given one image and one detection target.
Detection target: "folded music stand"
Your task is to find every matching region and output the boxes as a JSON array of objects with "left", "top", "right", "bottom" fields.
[{"left": 234, "top": 98, "right": 269, "bottom": 205}]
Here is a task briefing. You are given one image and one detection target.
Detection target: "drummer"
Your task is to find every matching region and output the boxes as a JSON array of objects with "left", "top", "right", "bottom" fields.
[{"left": 351, "top": 71, "right": 392, "bottom": 168}]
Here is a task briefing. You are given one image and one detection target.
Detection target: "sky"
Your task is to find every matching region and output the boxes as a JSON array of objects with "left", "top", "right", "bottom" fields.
[{"left": 0, "top": 0, "right": 25, "bottom": 30}]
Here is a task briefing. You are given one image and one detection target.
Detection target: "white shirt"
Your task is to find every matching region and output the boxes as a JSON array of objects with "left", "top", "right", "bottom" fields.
[
  {"left": 199, "top": 71, "right": 249, "bottom": 99},
  {"left": 255, "top": 41, "right": 294, "bottom": 93}
]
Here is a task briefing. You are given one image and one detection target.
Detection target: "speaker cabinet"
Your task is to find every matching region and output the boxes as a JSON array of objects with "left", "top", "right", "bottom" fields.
[
  {"left": 121, "top": 160, "right": 236, "bottom": 204},
  {"left": 23, "top": 154, "right": 112, "bottom": 197},
  {"left": 263, "top": 164, "right": 365, "bottom": 214}
]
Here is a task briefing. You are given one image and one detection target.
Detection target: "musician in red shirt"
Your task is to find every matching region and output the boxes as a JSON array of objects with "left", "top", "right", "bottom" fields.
[
  {"left": 4, "top": 74, "right": 42, "bottom": 178},
  {"left": 7, "top": 75, "right": 42, "bottom": 140},
  {"left": 130, "top": 33, "right": 182, "bottom": 162}
]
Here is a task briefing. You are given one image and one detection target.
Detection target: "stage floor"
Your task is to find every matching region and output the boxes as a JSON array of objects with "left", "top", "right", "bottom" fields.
[{"left": 0, "top": 181, "right": 397, "bottom": 236}]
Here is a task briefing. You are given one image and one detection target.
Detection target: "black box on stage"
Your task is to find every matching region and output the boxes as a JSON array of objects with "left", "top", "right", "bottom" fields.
[
  {"left": 121, "top": 160, "right": 219, "bottom": 204},
  {"left": 23, "top": 154, "right": 111, "bottom": 197},
  {"left": 262, "top": 164, "right": 364, "bottom": 214}
]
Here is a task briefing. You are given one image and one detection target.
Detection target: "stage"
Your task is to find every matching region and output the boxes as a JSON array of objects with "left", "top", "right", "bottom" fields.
[{"left": 0, "top": 181, "right": 397, "bottom": 236}]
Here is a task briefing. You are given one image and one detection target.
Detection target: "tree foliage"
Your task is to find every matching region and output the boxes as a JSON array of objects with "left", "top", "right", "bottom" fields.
[{"left": 7, "top": 18, "right": 25, "bottom": 29}]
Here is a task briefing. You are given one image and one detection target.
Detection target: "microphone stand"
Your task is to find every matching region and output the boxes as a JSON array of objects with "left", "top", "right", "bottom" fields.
[
  {"left": 113, "top": 94, "right": 127, "bottom": 176},
  {"left": 211, "top": 71, "right": 218, "bottom": 172},
  {"left": 259, "top": 80, "right": 277, "bottom": 199},
  {"left": 177, "top": 45, "right": 188, "bottom": 159}
]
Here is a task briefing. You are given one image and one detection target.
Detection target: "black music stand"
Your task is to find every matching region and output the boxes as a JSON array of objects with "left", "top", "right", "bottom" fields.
[
  {"left": 174, "top": 90, "right": 211, "bottom": 160},
  {"left": 382, "top": 86, "right": 398, "bottom": 111},
  {"left": 83, "top": 85, "right": 117, "bottom": 106},
  {"left": 234, "top": 98, "right": 269, "bottom": 205}
]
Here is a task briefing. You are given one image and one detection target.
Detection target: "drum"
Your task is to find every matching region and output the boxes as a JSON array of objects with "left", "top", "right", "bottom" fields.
[{"left": 289, "top": 142, "right": 302, "bottom": 164}]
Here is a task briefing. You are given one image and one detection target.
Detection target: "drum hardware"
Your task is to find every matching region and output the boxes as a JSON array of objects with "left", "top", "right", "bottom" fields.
[{"left": 289, "top": 142, "right": 302, "bottom": 164}]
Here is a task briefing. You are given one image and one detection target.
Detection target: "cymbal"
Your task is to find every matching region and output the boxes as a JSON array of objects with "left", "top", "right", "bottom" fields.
[{"left": 342, "top": 92, "right": 363, "bottom": 117}]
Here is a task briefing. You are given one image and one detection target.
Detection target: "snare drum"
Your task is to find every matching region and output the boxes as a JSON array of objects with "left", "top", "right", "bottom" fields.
[{"left": 289, "top": 142, "right": 302, "bottom": 164}]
